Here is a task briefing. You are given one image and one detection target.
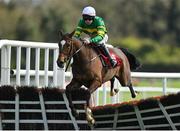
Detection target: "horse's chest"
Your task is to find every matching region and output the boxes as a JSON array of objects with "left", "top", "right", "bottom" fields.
[{"left": 72, "top": 69, "right": 94, "bottom": 80}]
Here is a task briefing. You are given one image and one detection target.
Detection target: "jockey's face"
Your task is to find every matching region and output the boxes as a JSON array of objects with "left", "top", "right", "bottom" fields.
[
  {"left": 83, "top": 15, "right": 94, "bottom": 25},
  {"left": 85, "top": 19, "right": 93, "bottom": 25}
]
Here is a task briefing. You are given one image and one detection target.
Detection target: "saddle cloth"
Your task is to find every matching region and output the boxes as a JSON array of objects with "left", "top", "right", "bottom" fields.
[{"left": 90, "top": 43, "right": 122, "bottom": 68}]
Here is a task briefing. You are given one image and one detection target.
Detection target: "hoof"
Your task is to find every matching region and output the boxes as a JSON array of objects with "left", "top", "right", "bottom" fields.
[
  {"left": 135, "top": 90, "right": 140, "bottom": 94},
  {"left": 131, "top": 93, "right": 136, "bottom": 98},
  {"left": 87, "top": 118, "right": 95, "bottom": 126},
  {"left": 71, "top": 109, "right": 79, "bottom": 118},
  {"left": 86, "top": 107, "right": 95, "bottom": 126},
  {"left": 131, "top": 90, "right": 139, "bottom": 98},
  {"left": 110, "top": 89, "right": 119, "bottom": 96},
  {"left": 114, "top": 89, "right": 119, "bottom": 94}
]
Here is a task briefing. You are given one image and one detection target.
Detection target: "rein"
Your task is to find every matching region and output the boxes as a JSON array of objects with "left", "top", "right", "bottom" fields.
[
  {"left": 65, "top": 38, "right": 100, "bottom": 71},
  {"left": 65, "top": 39, "right": 85, "bottom": 72}
]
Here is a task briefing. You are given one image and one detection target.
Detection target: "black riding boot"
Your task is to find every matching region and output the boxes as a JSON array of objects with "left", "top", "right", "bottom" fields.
[{"left": 101, "top": 44, "right": 117, "bottom": 67}]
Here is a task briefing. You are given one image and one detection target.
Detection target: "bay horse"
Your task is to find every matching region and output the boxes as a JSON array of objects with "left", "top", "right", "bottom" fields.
[{"left": 57, "top": 30, "right": 137, "bottom": 125}]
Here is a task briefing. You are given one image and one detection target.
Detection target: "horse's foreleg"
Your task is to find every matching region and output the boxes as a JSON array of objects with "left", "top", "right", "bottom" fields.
[
  {"left": 66, "top": 86, "right": 79, "bottom": 118},
  {"left": 110, "top": 77, "right": 119, "bottom": 96},
  {"left": 84, "top": 89, "right": 94, "bottom": 126},
  {"left": 65, "top": 80, "right": 81, "bottom": 118},
  {"left": 85, "top": 80, "right": 101, "bottom": 126}
]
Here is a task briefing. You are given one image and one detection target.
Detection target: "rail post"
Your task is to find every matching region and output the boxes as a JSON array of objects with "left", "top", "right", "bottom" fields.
[
  {"left": 1, "top": 46, "right": 11, "bottom": 85},
  {"left": 57, "top": 67, "right": 65, "bottom": 89},
  {"left": 25, "top": 47, "right": 31, "bottom": 86},
  {"left": 16, "top": 46, "right": 21, "bottom": 85},
  {"left": 163, "top": 77, "right": 167, "bottom": 95},
  {"left": 53, "top": 49, "right": 58, "bottom": 86}
]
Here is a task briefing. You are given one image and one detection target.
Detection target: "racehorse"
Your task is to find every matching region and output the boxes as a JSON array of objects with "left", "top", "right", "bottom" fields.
[{"left": 57, "top": 30, "right": 138, "bottom": 125}]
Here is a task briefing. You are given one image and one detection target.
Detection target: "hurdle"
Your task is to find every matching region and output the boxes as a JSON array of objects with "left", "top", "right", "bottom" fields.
[{"left": 1, "top": 85, "right": 180, "bottom": 130}]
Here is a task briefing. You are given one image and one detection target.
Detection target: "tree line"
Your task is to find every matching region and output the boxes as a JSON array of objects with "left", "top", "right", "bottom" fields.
[
  {"left": 0, "top": 0, "right": 180, "bottom": 72},
  {"left": 0, "top": 0, "right": 180, "bottom": 44}
]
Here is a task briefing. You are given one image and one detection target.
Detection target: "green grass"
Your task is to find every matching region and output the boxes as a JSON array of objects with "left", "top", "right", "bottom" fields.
[
  {"left": 52, "top": 76, "right": 179, "bottom": 106},
  {"left": 95, "top": 78, "right": 180, "bottom": 106},
  {"left": 132, "top": 78, "right": 180, "bottom": 88},
  {"left": 97, "top": 91, "right": 163, "bottom": 105},
  {"left": 167, "top": 79, "right": 180, "bottom": 88}
]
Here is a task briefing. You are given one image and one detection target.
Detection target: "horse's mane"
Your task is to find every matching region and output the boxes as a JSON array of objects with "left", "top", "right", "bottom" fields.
[
  {"left": 72, "top": 37, "right": 92, "bottom": 49},
  {"left": 72, "top": 37, "right": 83, "bottom": 44}
]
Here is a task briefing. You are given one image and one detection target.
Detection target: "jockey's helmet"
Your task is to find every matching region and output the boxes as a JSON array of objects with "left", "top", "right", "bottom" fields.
[{"left": 82, "top": 6, "right": 96, "bottom": 17}]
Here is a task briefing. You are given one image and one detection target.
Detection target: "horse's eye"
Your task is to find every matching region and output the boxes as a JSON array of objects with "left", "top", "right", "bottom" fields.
[{"left": 66, "top": 43, "right": 71, "bottom": 48}]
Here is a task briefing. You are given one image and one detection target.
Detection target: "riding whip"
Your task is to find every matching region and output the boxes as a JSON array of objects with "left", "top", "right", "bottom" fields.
[{"left": 65, "top": 58, "right": 72, "bottom": 72}]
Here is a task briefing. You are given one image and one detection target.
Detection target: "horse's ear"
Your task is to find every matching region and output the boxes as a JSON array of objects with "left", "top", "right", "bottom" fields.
[
  {"left": 59, "top": 30, "right": 64, "bottom": 37},
  {"left": 69, "top": 30, "right": 75, "bottom": 38}
]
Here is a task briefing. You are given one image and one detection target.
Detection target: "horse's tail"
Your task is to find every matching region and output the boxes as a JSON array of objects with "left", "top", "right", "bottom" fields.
[{"left": 118, "top": 47, "right": 141, "bottom": 71}]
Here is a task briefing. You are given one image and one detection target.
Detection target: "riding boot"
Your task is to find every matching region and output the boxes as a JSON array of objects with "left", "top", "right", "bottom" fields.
[{"left": 101, "top": 44, "right": 117, "bottom": 67}]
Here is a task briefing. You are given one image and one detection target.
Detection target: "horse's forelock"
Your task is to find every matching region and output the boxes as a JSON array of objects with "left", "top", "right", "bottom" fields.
[{"left": 62, "top": 33, "right": 72, "bottom": 41}]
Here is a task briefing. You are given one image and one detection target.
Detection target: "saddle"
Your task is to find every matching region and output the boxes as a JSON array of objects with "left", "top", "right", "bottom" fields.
[
  {"left": 89, "top": 43, "right": 141, "bottom": 70},
  {"left": 89, "top": 43, "right": 122, "bottom": 68}
]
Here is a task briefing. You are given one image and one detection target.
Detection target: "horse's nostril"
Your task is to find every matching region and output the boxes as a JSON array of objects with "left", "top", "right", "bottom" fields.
[{"left": 57, "top": 60, "right": 64, "bottom": 68}]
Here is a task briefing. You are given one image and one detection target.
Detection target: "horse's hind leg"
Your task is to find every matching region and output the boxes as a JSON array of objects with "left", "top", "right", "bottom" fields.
[
  {"left": 128, "top": 81, "right": 136, "bottom": 98},
  {"left": 117, "top": 70, "right": 136, "bottom": 98},
  {"left": 110, "top": 77, "right": 119, "bottom": 96}
]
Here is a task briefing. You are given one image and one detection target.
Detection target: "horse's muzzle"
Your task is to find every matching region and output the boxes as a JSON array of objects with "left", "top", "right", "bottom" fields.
[{"left": 57, "top": 60, "right": 64, "bottom": 68}]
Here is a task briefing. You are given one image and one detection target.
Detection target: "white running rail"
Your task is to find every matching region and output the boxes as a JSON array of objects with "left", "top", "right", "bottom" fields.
[
  {"left": 1, "top": 40, "right": 180, "bottom": 106},
  {"left": 0, "top": 39, "right": 65, "bottom": 88}
]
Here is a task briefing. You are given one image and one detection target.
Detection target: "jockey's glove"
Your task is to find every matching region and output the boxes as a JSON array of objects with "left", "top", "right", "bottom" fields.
[{"left": 83, "top": 38, "right": 90, "bottom": 44}]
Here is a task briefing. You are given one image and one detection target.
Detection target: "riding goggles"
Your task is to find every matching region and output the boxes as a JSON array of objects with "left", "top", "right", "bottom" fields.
[{"left": 83, "top": 15, "right": 95, "bottom": 21}]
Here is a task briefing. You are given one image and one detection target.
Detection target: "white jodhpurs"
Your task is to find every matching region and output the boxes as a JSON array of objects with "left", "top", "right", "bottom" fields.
[
  {"left": 99, "top": 34, "right": 113, "bottom": 48},
  {"left": 99, "top": 34, "right": 108, "bottom": 45}
]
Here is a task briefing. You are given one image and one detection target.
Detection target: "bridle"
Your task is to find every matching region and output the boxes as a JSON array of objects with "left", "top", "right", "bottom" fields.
[
  {"left": 59, "top": 37, "right": 99, "bottom": 71},
  {"left": 60, "top": 37, "right": 85, "bottom": 71},
  {"left": 68, "top": 38, "right": 85, "bottom": 59}
]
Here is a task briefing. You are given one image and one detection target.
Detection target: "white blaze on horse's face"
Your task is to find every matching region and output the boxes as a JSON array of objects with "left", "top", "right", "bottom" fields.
[
  {"left": 61, "top": 40, "right": 66, "bottom": 48},
  {"left": 58, "top": 39, "right": 66, "bottom": 63}
]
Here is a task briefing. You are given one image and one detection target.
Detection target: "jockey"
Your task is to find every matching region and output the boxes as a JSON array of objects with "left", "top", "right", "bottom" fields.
[{"left": 74, "top": 6, "right": 117, "bottom": 68}]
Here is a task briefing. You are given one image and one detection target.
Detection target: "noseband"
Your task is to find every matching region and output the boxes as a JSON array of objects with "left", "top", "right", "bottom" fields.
[
  {"left": 66, "top": 38, "right": 85, "bottom": 59},
  {"left": 64, "top": 38, "right": 85, "bottom": 71}
]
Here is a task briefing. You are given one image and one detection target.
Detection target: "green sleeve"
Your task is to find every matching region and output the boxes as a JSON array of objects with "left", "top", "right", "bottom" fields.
[
  {"left": 90, "top": 18, "right": 106, "bottom": 43},
  {"left": 74, "top": 19, "right": 83, "bottom": 38},
  {"left": 90, "top": 36, "right": 103, "bottom": 43}
]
